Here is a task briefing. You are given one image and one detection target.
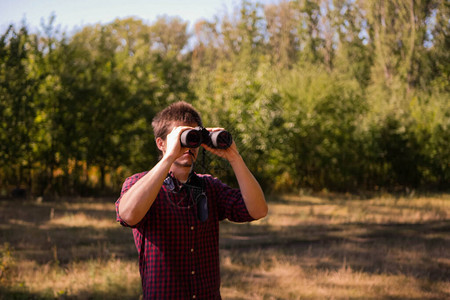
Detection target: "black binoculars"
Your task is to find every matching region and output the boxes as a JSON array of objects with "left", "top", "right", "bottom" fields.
[{"left": 180, "top": 127, "right": 232, "bottom": 149}]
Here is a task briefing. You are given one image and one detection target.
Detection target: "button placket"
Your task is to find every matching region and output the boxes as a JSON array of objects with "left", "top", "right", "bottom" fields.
[{"left": 188, "top": 217, "right": 198, "bottom": 299}]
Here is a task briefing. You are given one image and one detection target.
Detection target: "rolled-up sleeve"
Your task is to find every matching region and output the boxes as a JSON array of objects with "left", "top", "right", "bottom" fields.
[
  {"left": 205, "top": 175, "right": 254, "bottom": 223},
  {"left": 115, "top": 171, "right": 148, "bottom": 227}
]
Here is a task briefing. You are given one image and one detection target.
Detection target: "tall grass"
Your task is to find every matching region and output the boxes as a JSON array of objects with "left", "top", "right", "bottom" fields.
[{"left": 1, "top": 193, "right": 449, "bottom": 299}]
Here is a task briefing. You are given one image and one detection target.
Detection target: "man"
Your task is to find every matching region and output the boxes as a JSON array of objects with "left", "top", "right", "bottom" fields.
[{"left": 115, "top": 101, "right": 268, "bottom": 299}]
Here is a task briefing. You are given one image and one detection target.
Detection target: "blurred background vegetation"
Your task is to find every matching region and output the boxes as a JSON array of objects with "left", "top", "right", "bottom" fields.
[{"left": 0, "top": 0, "right": 448, "bottom": 198}]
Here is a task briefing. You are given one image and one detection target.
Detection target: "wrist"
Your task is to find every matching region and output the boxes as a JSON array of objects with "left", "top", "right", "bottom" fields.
[
  {"left": 161, "top": 152, "right": 177, "bottom": 166},
  {"left": 228, "top": 153, "right": 243, "bottom": 166}
]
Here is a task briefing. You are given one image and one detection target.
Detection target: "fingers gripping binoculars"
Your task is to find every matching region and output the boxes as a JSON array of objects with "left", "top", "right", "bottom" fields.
[{"left": 180, "top": 127, "right": 232, "bottom": 149}]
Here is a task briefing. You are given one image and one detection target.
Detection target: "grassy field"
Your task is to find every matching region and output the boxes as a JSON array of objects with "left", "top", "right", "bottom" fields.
[{"left": 0, "top": 193, "right": 449, "bottom": 299}]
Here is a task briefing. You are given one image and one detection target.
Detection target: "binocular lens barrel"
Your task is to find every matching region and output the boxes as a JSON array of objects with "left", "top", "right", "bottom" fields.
[
  {"left": 180, "top": 130, "right": 202, "bottom": 148},
  {"left": 209, "top": 131, "right": 232, "bottom": 149},
  {"left": 180, "top": 127, "right": 232, "bottom": 149}
]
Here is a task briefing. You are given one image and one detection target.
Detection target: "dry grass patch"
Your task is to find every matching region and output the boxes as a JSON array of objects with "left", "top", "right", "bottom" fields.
[
  {"left": 5, "top": 258, "right": 140, "bottom": 299},
  {"left": 221, "top": 254, "right": 447, "bottom": 300},
  {"left": 47, "top": 211, "right": 113, "bottom": 229},
  {"left": 1, "top": 193, "right": 449, "bottom": 299},
  {"left": 0, "top": 199, "right": 139, "bottom": 299},
  {"left": 219, "top": 193, "right": 450, "bottom": 299}
]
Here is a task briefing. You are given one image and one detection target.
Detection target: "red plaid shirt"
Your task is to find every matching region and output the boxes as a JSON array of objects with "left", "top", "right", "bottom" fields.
[{"left": 115, "top": 172, "right": 254, "bottom": 300}]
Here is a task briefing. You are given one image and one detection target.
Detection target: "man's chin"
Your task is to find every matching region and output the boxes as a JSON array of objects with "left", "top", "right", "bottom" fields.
[{"left": 173, "top": 161, "right": 193, "bottom": 168}]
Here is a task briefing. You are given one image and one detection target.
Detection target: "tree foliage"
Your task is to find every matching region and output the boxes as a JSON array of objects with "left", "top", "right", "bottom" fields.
[{"left": 0, "top": 0, "right": 448, "bottom": 197}]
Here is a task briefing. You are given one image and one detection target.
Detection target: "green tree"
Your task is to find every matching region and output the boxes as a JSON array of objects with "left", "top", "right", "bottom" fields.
[{"left": 0, "top": 25, "right": 40, "bottom": 193}]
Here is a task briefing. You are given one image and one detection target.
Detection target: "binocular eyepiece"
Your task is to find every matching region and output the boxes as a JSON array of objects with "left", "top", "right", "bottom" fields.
[{"left": 180, "top": 127, "right": 232, "bottom": 149}]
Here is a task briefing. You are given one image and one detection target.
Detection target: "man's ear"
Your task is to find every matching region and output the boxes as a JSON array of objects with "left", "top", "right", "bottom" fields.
[{"left": 156, "top": 137, "right": 165, "bottom": 152}]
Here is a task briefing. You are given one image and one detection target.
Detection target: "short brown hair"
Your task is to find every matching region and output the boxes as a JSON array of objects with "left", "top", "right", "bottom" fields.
[{"left": 151, "top": 101, "right": 203, "bottom": 140}]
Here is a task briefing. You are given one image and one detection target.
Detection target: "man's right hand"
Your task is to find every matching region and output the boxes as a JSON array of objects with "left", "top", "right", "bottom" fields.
[{"left": 163, "top": 126, "right": 194, "bottom": 161}]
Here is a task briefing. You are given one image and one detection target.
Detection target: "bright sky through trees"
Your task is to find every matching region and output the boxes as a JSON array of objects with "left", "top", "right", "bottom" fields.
[{"left": 0, "top": 0, "right": 272, "bottom": 33}]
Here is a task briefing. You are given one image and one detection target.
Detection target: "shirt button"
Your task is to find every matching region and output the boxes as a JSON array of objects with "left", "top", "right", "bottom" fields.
[
  {"left": 190, "top": 226, "right": 194, "bottom": 231},
  {"left": 190, "top": 248, "right": 194, "bottom": 253},
  {"left": 191, "top": 270, "right": 195, "bottom": 275},
  {"left": 192, "top": 295, "right": 196, "bottom": 299}
]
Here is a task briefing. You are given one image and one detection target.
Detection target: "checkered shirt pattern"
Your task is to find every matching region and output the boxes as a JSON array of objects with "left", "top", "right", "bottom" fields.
[{"left": 115, "top": 172, "right": 254, "bottom": 300}]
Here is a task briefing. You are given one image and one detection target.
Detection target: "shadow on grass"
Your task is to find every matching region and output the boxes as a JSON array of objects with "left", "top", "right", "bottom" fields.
[
  {"left": 219, "top": 220, "right": 450, "bottom": 281},
  {"left": 0, "top": 200, "right": 135, "bottom": 264},
  {"left": 0, "top": 287, "right": 41, "bottom": 300},
  {"left": 0, "top": 287, "right": 139, "bottom": 300}
]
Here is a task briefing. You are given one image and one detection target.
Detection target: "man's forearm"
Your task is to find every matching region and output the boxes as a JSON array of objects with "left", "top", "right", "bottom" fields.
[
  {"left": 118, "top": 156, "right": 174, "bottom": 226},
  {"left": 229, "top": 155, "right": 268, "bottom": 219}
]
